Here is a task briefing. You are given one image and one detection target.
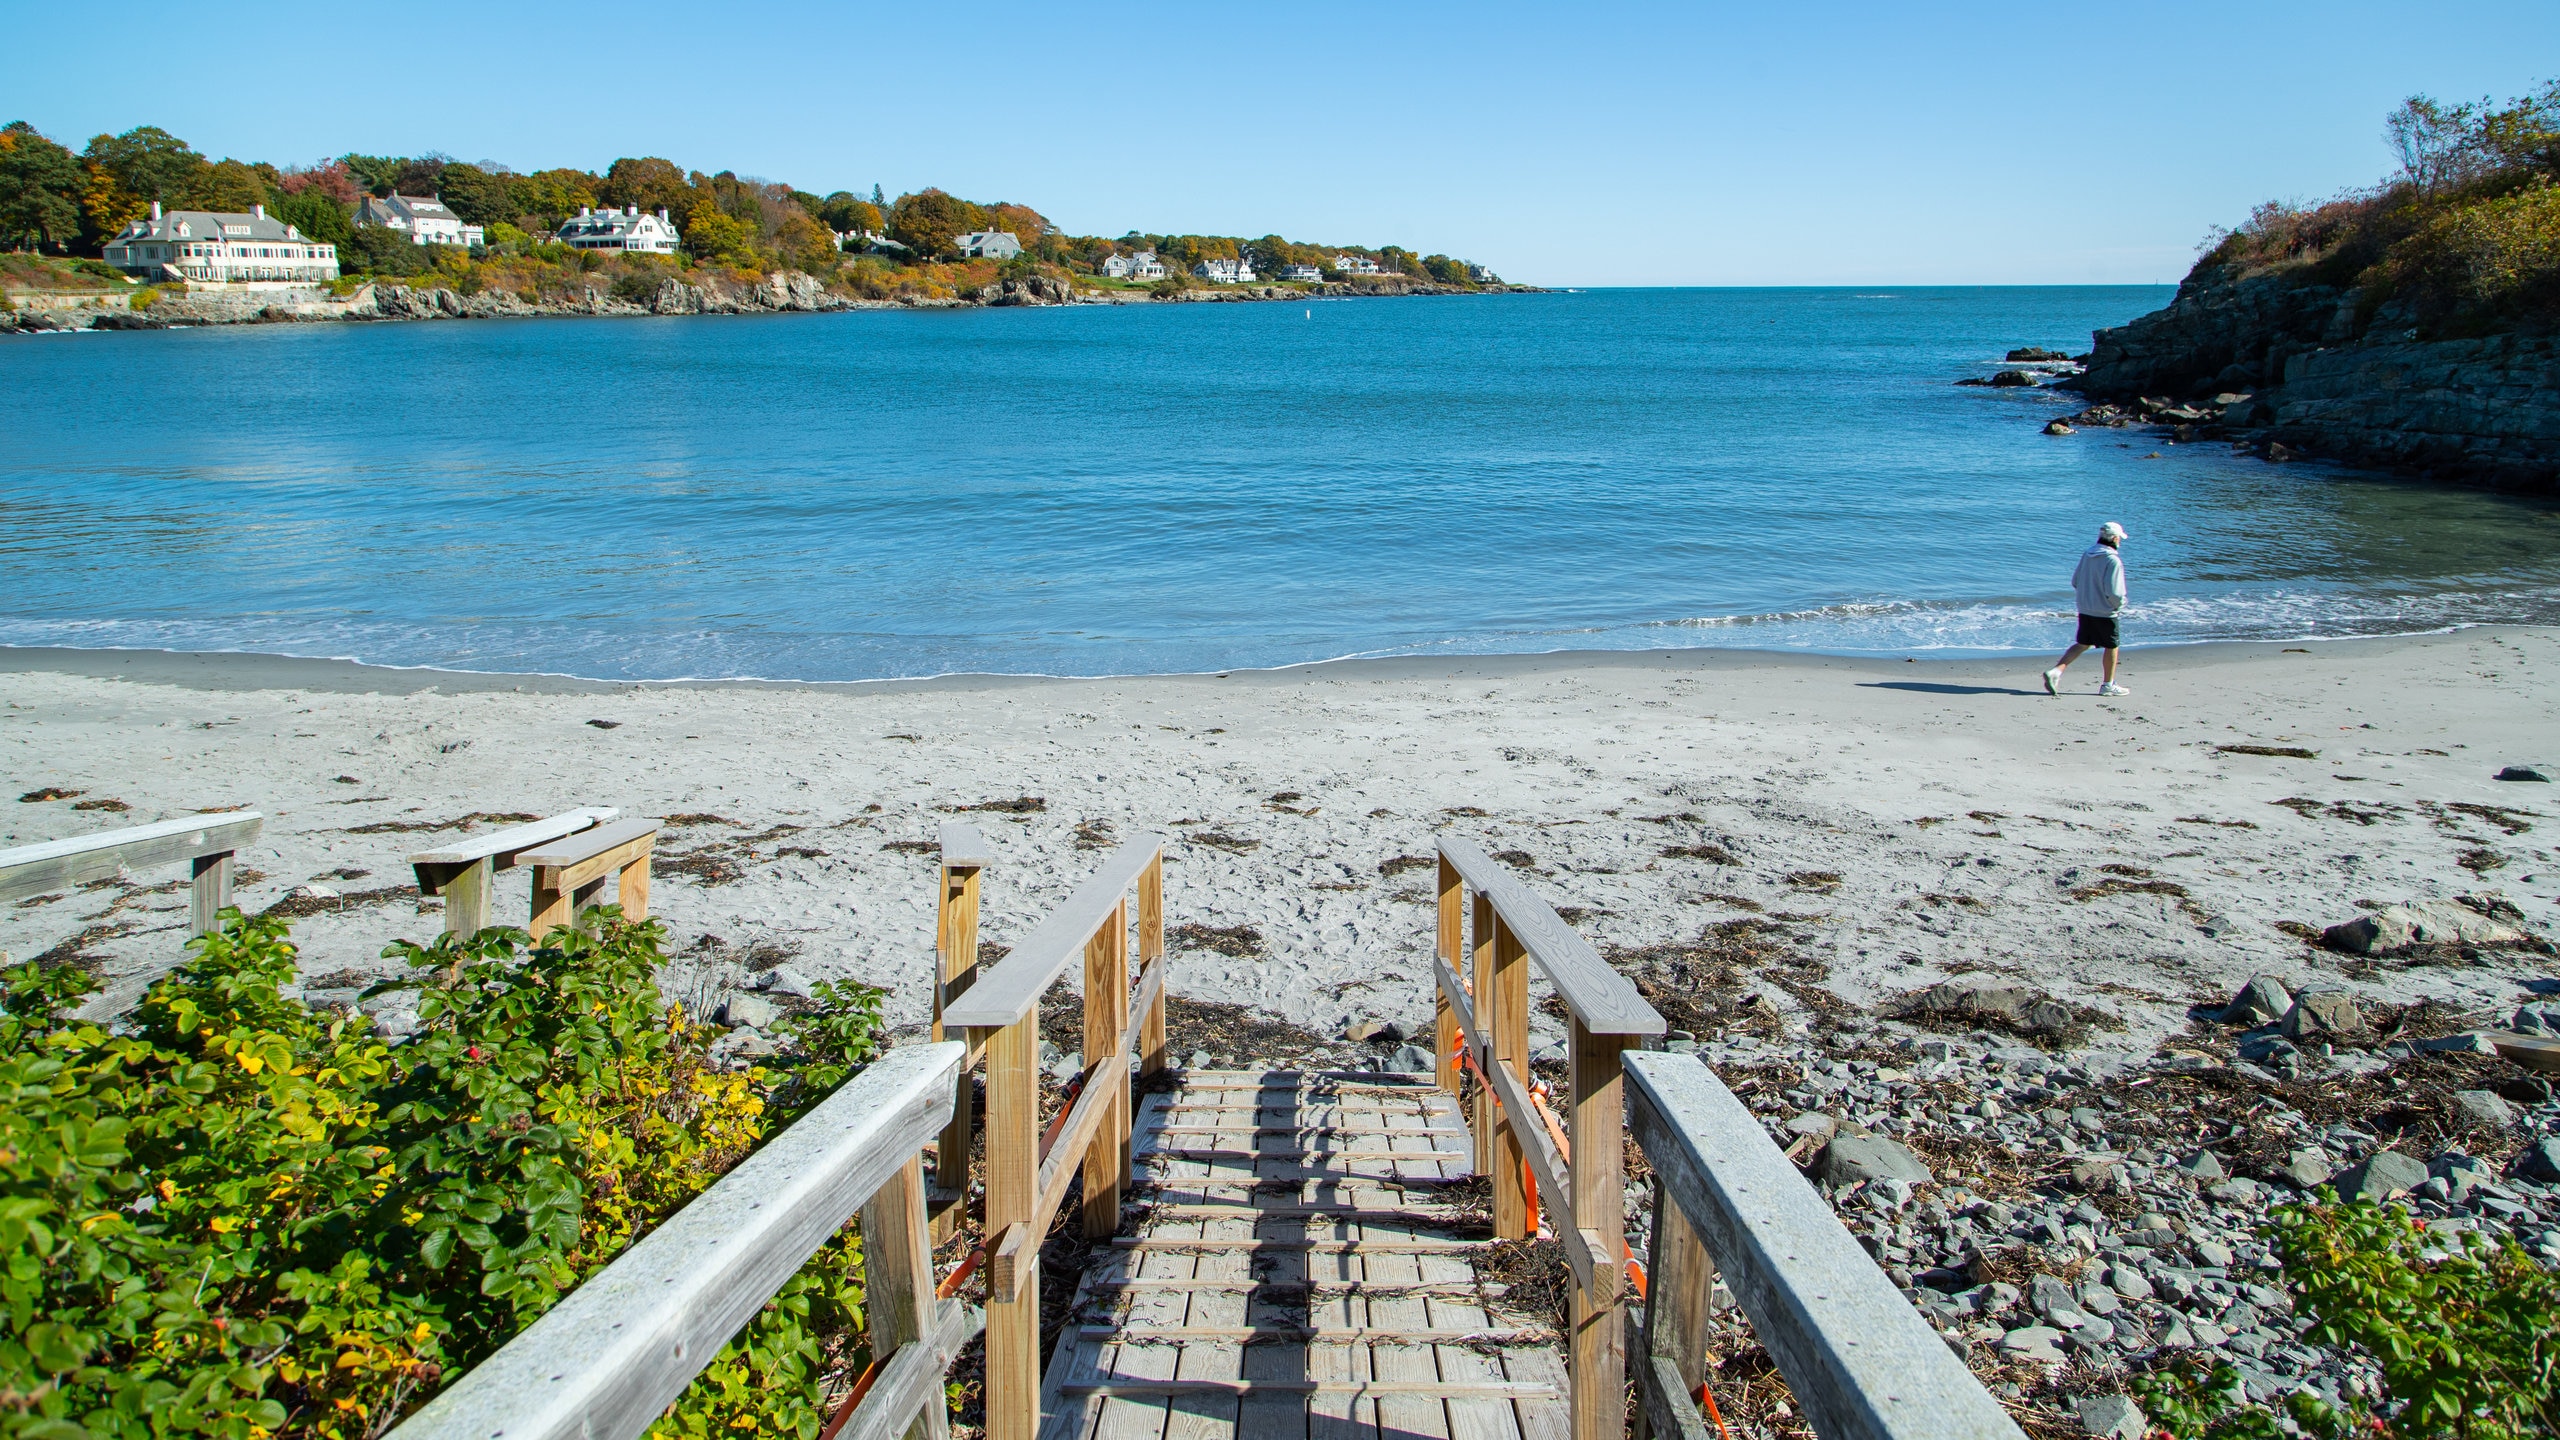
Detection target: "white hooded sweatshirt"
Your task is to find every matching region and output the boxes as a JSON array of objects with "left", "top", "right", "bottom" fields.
[{"left": 2072, "top": 542, "right": 2126, "bottom": 617}]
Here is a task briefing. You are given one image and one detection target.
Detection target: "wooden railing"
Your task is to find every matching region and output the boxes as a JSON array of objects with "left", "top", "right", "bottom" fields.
[
  {"left": 1430, "top": 834, "right": 1663, "bottom": 1440},
  {"left": 1432, "top": 833, "right": 2023, "bottom": 1440},
  {"left": 387, "top": 1041, "right": 974, "bottom": 1440},
  {"left": 937, "top": 828, "right": 1167, "bottom": 1440},
  {"left": 0, "top": 810, "right": 265, "bottom": 938}
]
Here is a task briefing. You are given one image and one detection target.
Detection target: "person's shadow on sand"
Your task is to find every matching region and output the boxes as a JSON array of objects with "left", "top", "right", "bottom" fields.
[{"left": 1858, "top": 681, "right": 2045, "bottom": 697}]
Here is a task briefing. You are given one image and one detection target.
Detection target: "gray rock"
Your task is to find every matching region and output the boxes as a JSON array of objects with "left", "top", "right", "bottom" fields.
[
  {"left": 1187, "top": 1049, "right": 1213, "bottom": 1069},
  {"left": 1892, "top": 976, "right": 2077, "bottom": 1037},
  {"left": 2280, "top": 988, "right": 2369, "bottom": 1043},
  {"left": 1049, "top": 1051, "right": 1085, "bottom": 1084},
  {"left": 2070, "top": 1159, "right": 2126, "bottom": 1194},
  {"left": 2513, "top": 1001, "right": 2560, "bottom": 1035},
  {"left": 1990, "top": 369, "right": 2040, "bottom": 387},
  {"left": 2335, "top": 1151, "right": 2428, "bottom": 1202},
  {"left": 2323, "top": 901, "right": 2530, "bottom": 954},
  {"left": 1785, "top": 1112, "right": 1839, "bottom": 1144},
  {"left": 2174, "top": 1150, "right": 2226, "bottom": 1181},
  {"left": 719, "top": 993, "right": 782, "bottom": 1030},
  {"left": 2452, "top": 1089, "right": 2516, "bottom": 1131},
  {"left": 2028, "top": 1273, "right": 2079, "bottom": 1319},
  {"left": 1818, "top": 1134, "right": 1934, "bottom": 1187},
  {"left": 2209, "top": 1177, "right": 2264, "bottom": 1204},
  {"left": 1344, "top": 1019, "right": 1404, "bottom": 1043},
  {"left": 2044, "top": 420, "right": 2077, "bottom": 436},
  {"left": 2076, "top": 1394, "right": 2147, "bottom": 1440},
  {"left": 1999, "top": 1325, "right": 2067, "bottom": 1364},
  {"left": 2074, "top": 1282, "right": 2121, "bottom": 1316},
  {"left": 2418, "top": 1032, "right": 2500, "bottom": 1054},
  {"left": 1382, "top": 1043, "right": 1434, "bottom": 1075},
  {"left": 2224, "top": 976, "right": 2292, "bottom": 1026},
  {"left": 753, "top": 965, "right": 816, "bottom": 999},
  {"left": 2520, "top": 1136, "right": 2560, "bottom": 1182},
  {"left": 2495, "top": 765, "right": 2550, "bottom": 782},
  {"left": 2278, "top": 1149, "right": 2332, "bottom": 1188},
  {"left": 2193, "top": 1239, "right": 2236, "bottom": 1268},
  {"left": 2108, "top": 1265, "right": 2154, "bottom": 1301}
]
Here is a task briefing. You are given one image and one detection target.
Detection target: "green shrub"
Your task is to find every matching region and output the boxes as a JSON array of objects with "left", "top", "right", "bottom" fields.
[
  {"left": 0, "top": 911, "right": 891, "bottom": 1440},
  {"left": 128, "top": 286, "right": 157, "bottom": 311},
  {"left": 2138, "top": 1193, "right": 2560, "bottom": 1439}
]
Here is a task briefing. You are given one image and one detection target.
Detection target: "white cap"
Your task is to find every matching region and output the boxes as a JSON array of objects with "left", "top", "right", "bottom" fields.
[{"left": 2099, "top": 521, "right": 2128, "bottom": 542}]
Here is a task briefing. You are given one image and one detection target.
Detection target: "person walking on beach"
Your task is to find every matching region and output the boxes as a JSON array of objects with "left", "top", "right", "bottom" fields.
[{"left": 2044, "top": 522, "right": 2130, "bottom": 697}]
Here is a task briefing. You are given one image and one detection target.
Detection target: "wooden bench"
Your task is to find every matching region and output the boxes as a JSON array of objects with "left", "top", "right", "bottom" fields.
[
  {"left": 518, "top": 817, "right": 664, "bottom": 934},
  {"left": 408, "top": 807, "right": 619, "bottom": 939},
  {"left": 0, "top": 811, "right": 266, "bottom": 938}
]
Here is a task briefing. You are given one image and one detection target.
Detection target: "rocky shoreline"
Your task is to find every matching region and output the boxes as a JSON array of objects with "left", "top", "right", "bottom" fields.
[
  {"left": 0, "top": 268, "right": 1531, "bottom": 334},
  {"left": 1980, "top": 268, "right": 2560, "bottom": 494}
]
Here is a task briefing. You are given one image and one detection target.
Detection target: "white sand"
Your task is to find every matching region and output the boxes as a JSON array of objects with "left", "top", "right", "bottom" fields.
[{"left": 3, "top": 632, "right": 2553, "bottom": 1051}]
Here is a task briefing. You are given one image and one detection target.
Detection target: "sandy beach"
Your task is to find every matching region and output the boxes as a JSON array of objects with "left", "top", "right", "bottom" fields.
[{"left": 4, "top": 630, "right": 2551, "bottom": 1053}]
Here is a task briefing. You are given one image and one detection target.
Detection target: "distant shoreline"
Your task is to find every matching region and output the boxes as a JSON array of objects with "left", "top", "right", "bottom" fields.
[{"left": 0, "top": 269, "right": 1542, "bottom": 334}]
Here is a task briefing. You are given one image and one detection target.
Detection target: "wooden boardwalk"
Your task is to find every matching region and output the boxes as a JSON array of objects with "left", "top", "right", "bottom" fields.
[{"left": 1035, "top": 1071, "right": 1568, "bottom": 1440}]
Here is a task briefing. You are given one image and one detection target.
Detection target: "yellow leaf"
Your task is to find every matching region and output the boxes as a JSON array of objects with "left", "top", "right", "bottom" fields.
[
  {"left": 237, "top": 1052, "right": 265, "bottom": 1075},
  {"left": 157, "top": 1179, "right": 178, "bottom": 1201},
  {"left": 210, "top": 1215, "right": 238, "bottom": 1233}
]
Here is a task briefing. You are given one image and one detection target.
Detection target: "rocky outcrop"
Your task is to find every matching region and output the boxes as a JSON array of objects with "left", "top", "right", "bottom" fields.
[
  {"left": 2070, "top": 265, "right": 2560, "bottom": 492},
  {"left": 979, "top": 275, "right": 1077, "bottom": 306}
]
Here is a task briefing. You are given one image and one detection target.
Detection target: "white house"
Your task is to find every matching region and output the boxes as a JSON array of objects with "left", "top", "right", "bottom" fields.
[
  {"left": 1194, "top": 257, "right": 1255, "bottom": 283},
  {"left": 555, "top": 206, "right": 681, "bottom": 254},
  {"left": 1279, "top": 263, "right": 1324, "bottom": 283},
  {"left": 955, "top": 230, "right": 1023, "bottom": 260},
  {"left": 1101, "top": 250, "right": 1165, "bottom": 280},
  {"left": 1333, "top": 254, "right": 1382, "bottom": 275},
  {"left": 102, "top": 202, "right": 338, "bottom": 285},
  {"left": 354, "top": 193, "right": 483, "bottom": 247},
  {"left": 1467, "top": 263, "right": 1499, "bottom": 283}
]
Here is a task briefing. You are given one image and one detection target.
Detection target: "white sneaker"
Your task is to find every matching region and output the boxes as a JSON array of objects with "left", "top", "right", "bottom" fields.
[
  {"left": 2099, "top": 682, "right": 2130, "bottom": 697},
  {"left": 2042, "top": 667, "right": 2063, "bottom": 695}
]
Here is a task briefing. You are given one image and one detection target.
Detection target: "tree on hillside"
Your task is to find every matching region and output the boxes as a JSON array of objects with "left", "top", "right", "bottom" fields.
[
  {"left": 80, "top": 126, "right": 206, "bottom": 243},
  {"left": 774, "top": 210, "right": 838, "bottom": 272},
  {"left": 336, "top": 221, "right": 425, "bottom": 277},
  {"left": 598, "top": 156, "right": 694, "bottom": 217},
  {"left": 277, "top": 160, "right": 361, "bottom": 205},
  {"left": 436, "top": 162, "right": 517, "bottom": 227},
  {"left": 888, "top": 188, "right": 976, "bottom": 261},
  {"left": 818, "top": 192, "right": 883, "bottom": 236},
  {"left": 0, "top": 122, "right": 85, "bottom": 252},
  {"left": 2387, "top": 96, "right": 2491, "bottom": 196},
  {"left": 515, "top": 168, "right": 599, "bottom": 232},
  {"left": 189, "top": 159, "right": 270, "bottom": 213},
  {"left": 272, "top": 189, "right": 352, "bottom": 247},
  {"left": 682, "top": 205, "right": 755, "bottom": 264}
]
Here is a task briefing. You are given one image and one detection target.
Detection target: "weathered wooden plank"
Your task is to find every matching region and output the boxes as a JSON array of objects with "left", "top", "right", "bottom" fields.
[
  {"left": 1364, "top": 1247, "right": 1455, "bottom": 1440},
  {"left": 1061, "top": 1382, "right": 1557, "bottom": 1399},
  {"left": 859, "top": 1156, "right": 948, "bottom": 1440},
  {"left": 386, "top": 1042, "right": 963, "bottom": 1440},
  {"left": 1436, "top": 836, "right": 1661, "bottom": 1036},
  {"left": 982, "top": 1016, "right": 1042, "bottom": 1440},
  {"left": 0, "top": 812, "right": 264, "bottom": 903},
  {"left": 937, "top": 821, "right": 995, "bottom": 868},
  {"left": 1622, "top": 1053, "right": 2025, "bottom": 1440},
  {"left": 520, "top": 817, "right": 663, "bottom": 888},
  {"left": 1078, "top": 1327, "right": 1551, "bottom": 1344},
  {"left": 1473, "top": 1033, "right": 1590, "bottom": 1290},
  {"left": 1567, "top": 1024, "right": 1631, "bottom": 1440},
  {"left": 944, "top": 835, "right": 1166, "bottom": 1029}
]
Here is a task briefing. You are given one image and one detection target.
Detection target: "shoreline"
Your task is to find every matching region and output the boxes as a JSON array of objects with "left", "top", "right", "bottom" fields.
[
  {"left": 0, "top": 269, "right": 1539, "bottom": 334},
  {"left": 5, "top": 624, "right": 2551, "bottom": 1044},
  {"left": 0, "top": 626, "right": 2519, "bottom": 696}
]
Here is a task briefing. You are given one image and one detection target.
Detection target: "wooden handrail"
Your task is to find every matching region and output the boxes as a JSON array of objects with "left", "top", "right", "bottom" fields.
[
  {"left": 942, "top": 834, "right": 1165, "bottom": 1030},
  {"left": 1624, "top": 1053, "right": 2025, "bottom": 1440},
  {"left": 387, "top": 1041, "right": 969, "bottom": 1440},
  {"left": 0, "top": 811, "right": 264, "bottom": 936},
  {"left": 1436, "top": 835, "right": 1661, "bottom": 1036}
]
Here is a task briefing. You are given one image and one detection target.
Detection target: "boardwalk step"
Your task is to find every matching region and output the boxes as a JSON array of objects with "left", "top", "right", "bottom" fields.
[
  {"left": 1082, "top": 1326, "right": 1550, "bottom": 1344},
  {"left": 1057, "top": 1379, "right": 1558, "bottom": 1398}
]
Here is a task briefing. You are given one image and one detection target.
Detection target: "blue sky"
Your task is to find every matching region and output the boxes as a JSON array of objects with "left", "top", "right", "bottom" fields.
[{"left": 9, "top": 2, "right": 2555, "bottom": 286}]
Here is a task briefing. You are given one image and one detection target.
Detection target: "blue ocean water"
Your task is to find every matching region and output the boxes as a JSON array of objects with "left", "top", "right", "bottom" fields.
[{"left": 3, "top": 287, "right": 2556, "bottom": 681}]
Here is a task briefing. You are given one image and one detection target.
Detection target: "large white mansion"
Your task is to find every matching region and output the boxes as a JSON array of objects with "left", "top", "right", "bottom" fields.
[{"left": 102, "top": 202, "right": 339, "bottom": 285}]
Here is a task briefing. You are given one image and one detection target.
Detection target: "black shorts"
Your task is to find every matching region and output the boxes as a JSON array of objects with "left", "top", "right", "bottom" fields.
[{"left": 2075, "top": 614, "right": 2120, "bottom": 648}]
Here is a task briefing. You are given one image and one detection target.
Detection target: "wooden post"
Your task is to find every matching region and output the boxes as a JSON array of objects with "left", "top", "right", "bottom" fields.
[
  {"left": 933, "top": 859, "right": 984, "bottom": 1238},
  {"left": 1433, "top": 857, "right": 1462, "bottom": 1097},
  {"left": 1570, "top": 1020, "right": 1634, "bottom": 1440},
  {"left": 616, "top": 849, "right": 651, "bottom": 922},
  {"left": 571, "top": 875, "right": 610, "bottom": 934},
  {"left": 1489, "top": 909, "right": 1532, "bottom": 1240},
  {"left": 980, "top": 1015, "right": 1039, "bottom": 1440},
  {"left": 1136, "top": 853, "right": 1166, "bottom": 1076},
  {"left": 442, "top": 856, "right": 493, "bottom": 939},
  {"left": 1643, "top": 1177, "right": 1715, "bottom": 1420},
  {"left": 529, "top": 866, "right": 570, "bottom": 938},
  {"left": 1471, "top": 890, "right": 1498, "bottom": 1187},
  {"left": 189, "top": 851, "right": 233, "bottom": 939},
  {"left": 1082, "top": 899, "right": 1128, "bottom": 1238},
  {"left": 859, "top": 1155, "right": 951, "bottom": 1440}
]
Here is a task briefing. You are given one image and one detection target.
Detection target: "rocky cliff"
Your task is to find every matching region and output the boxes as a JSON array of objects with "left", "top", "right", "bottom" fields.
[{"left": 2073, "top": 267, "right": 2560, "bottom": 492}]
